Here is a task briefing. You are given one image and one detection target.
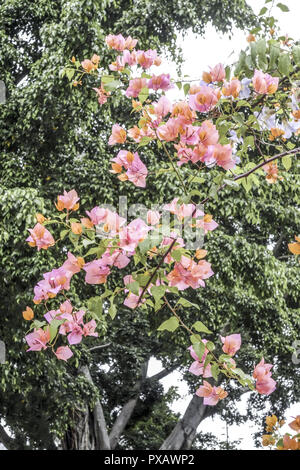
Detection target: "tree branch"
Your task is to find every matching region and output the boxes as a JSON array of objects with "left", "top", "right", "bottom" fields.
[
  {"left": 146, "top": 364, "right": 180, "bottom": 383},
  {"left": 80, "top": 365, "right": 111, "bottom": 450},
  {"left": 109, "top": 361, "right": 148, "bottom": 449},
  {"left": 159, "top": 394, "right": 213, "bottom": 450},
  {"left": 200, "top": 147, "right": 300, "bottom": 204},
  {"left": 0, "top": 424, "right": 18, "bottom": 450}
]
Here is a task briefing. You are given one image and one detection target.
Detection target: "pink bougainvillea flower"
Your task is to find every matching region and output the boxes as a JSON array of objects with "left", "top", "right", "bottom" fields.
[
  {"left": 109, "top": 55, "right": 126, "bottom": 72},
  {"left": 198, "top": 120, "right": 219, "bottom": 146},
  {"left": 222, "top": 78, "right": 242, "bottom": 99},
  {"left": 124, "top": 36, "right": 138, "bottom": 50},
  {"left": 167, "top": 256, "right": 214, "bottom": 291},
  {"left": 26, "top": 223, "right": 55, "bottom": 251},
  {"left": 164, "top": 198, "right": 199, "bottom": 221},
  {"left": 193, "top": 214, "right": 218, "bottom": 234},
  {"left": 220, "top": 334, "right": 241, "bottom": 357},
  {"left": 253, "top": 358, "right": 276, "bottom": 396},
  {"left": 83, "top": 260, "right": 110, "bottom": 284},
  {"left": 122, "top": 49, "right": 137, "bottom": 66},
  {"left": 81, "top": 58, "right": 98, "bottom": 73},
  {"left": 202, "top": 63, "right": 225, "bottom": 83},
  {"left": 253, "top": 70, "right": 279, "bottom": 95},
  {"left": 62, "top": 252, "right": 85, "bottom": 276},
  {"left": 105, "top": 34, "right": 125, "bottom": 51},
  {"left": 125, "top": 153, "right": 148, "bottom": 187},
  {"left": 26, "top": 328, "right": 50, "bottom": 352},
  {"left": 105, "top": 34, "right": 137, "bottom": 51},
  {"left": 85, "top": 207, "right": 108, "bottom": 226},
  {"left": 43, "top": 267, "right": 71, "bottom": 293},
  {"left": 252, "top": 358, "right": 273, "bottom": 381},
  {"left": 188, "top": 342, "right": 212, "bottom": 378},
  {"left": 156, "top": 118, "right": 180, "bottom": 142},
  {"left": 44, "top": 309, "right": 60, "bottom": 323},
  {"left": 100, "top": 247, "right": 131, "bottom": 269},
  {"left": 93, "top": 85, "right": 110, "bottom": 105},
  {"left": 136, "top": 49, "right": 159, "bottom": 69},
  {"left": 148, "top": 74, "right": 173, "bottom": 91},
  {"left": 34, "top": 267, "right": 72, "bottom": 303},
  {"left": 59, "top": 310, "right": 86, "bottom": 345},
  {"left": 154, "top": 96, "right": 171, "bottom": 118},
  {"left": 123, "top": 275, "right": 146, "bottom": 309},
  {"left": 54, "top": 346, "right": 73, "bottom": 361},
  {"left": 83, "top": 320, "right": 98, "bottom": 338},
  {"left": 256, "top": 377, "right": 277, "bottom": 396},
  {"left": 67, "top": 324, "right": 84, "bottom": 345},
  {"left": 209, "top": 143, "right": 236, "bottom": 170},
  {"left": 196, "top": 380, "right": 228, "bottom": 406},
  {"left": 171, "top": 101, "right": 196, "bottom": 125},
  {"left": 108, "top": 124, "right": 127, "bottom": 146},
  {"left": 189, "top": 86, "right": 220, "bottom": 113},
  {"left": 111, "top": 150, "right": 148, "bottom": 187},
  {"left": 147, "top": 210, "right": 161, "bottom": 226},
  {"left": 125, "top": 78, "right": 148, "bottom": 98},
  {"left": 119, "top": 218, "right": 151, "bottom": 252},
  {"left": 179, "top": 125, "right": 200, "bottom": 146},
  {"left": 55, "top": 189, "right": 79, "bottom": 211}
]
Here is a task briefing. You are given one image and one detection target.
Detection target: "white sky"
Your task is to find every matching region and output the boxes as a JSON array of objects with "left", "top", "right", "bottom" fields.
[{"left": 150, "top": 0, "right": 300, "bottom": 450}]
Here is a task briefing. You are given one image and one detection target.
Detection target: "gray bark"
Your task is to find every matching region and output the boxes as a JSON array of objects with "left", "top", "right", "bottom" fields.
[
  {"left": 160, "top": 394, "right": 212, "bottom": 450},
  {"left": 109, "top": 361, "right": 148, "bottom": 449},
  {"left": 80, "top": 365, "right": 111, "bottom": 450}
]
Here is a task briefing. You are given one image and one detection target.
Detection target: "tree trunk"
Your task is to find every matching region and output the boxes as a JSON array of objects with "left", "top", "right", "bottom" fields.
[
  {"left": 62, "top": 365, "right": 111, "bottom": 450},
  {"left": 160, "top": 395, "right": 212, "bottom": 450}
]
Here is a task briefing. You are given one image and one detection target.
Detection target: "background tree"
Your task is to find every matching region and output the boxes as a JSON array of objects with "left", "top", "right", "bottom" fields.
[{"left": 1, "top": 0, "right": 299, "bottom": 451}]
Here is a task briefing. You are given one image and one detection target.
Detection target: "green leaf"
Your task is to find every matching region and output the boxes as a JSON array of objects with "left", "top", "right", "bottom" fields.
[
  {"left": 206, "top": 341, "right": 215, "bottom": 352},
  {"left": 49, "top": 320, "right": 63, "bottom": 342},
  {"left": 211, "top": 363, "right": 220, "bottom": 381},
  {"left": 192, "top": 341, "right": 205, "bottom": 359},
  {"left": 193, "top": 321, "right": 212, "bottom": 334},
  {"left": 151, "top": 285, "right": 166, "bottom": 303},
  {"left": 269, "top": 42, "right": 280, "bottom": 69},
  {"left": 60, "top": 229, "right": 69, "bottom": 240},
  {"left": 190, "top": 334, "right": 201, "bottom": 344},
  {"left": 276, "top": 3, "right": 289, "bottom": 12},
  {"left": 282, "top": 155, "right": 291, "bottom": 171},
  {"left": 109, "top": 297, "right": 117, "bottom": 320},
  {"left": 126, "top": 281, "right": 140, "bottom": 296},
  {"left": 278, "top": 53, "right": 291, "bottom": 75},
  {"left": 101, "top": 75, "right": 115, "bottom": 84},
  {"left": 157, "top": 316, "right": 179, "bottom": 332},
  {"left": 138, "top": 87, "right": 149, "bottom": 104},
  {"left": 65, "top": 69, "right": 75, "bottom": 81},
  {"left": 183, "top": 83, "right": 190, "bottom": 96},
  {"left": 177, "top": 298, "right": 200, "bottom": 310},
  {"left": 171, "top": 249, "right": 183, "bottom": 262},
  {"left": 87, "top": 296, "right": 103, "bottom": 318},
  {"left": 138, "top": 136, "right": 152, "bottom": 147},
  {"left": 103, "top": 80, "right": 122, "bottom": 92},
  {"left": 259, "top": 6, "right": 267, "bottom": 15},
  {"left": 292, "top": 46, "right": 300, "bottom": 65},
  {"left": 256, "top": 39, "right": 266, "bottom": 60}
]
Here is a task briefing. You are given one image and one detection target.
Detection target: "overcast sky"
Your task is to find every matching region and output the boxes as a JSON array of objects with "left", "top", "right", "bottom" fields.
[{"left": 149, "top": 0, "right": 300, "bottom": 450}]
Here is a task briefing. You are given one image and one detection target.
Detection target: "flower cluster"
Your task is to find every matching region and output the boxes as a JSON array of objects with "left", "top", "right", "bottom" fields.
[
  {"left": 24, "top": 28, "right": 300, "bottom": 412},
  {"left": 262, "top": 414, "right": 300, "bottom": 450}
]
